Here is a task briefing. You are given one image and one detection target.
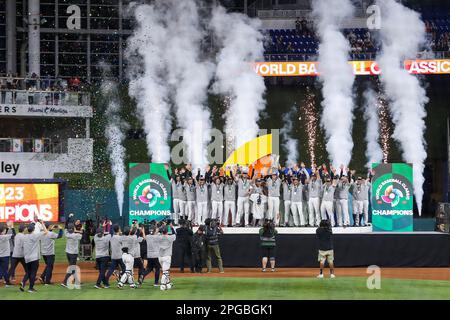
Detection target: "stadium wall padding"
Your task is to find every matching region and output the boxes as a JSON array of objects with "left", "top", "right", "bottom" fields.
[
  {"left": 63, "top": 190, "right": 127, "bottom": 223},
  {"left": 171, "top": 233, "right": 450, "bottom": 268}
]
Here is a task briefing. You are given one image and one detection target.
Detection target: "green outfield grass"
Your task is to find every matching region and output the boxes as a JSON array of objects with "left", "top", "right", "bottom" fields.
[{"left": 2, "top": 277, "right": 450, "bottom": 300}]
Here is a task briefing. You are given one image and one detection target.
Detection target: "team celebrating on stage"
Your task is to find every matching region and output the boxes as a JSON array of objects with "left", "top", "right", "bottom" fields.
[{"left": 170, "top": 162, "right": 373, "bottom": 228}]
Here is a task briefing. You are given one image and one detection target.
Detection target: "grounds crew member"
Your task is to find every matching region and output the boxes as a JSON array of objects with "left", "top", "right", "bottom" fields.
[
  {"left": 205, "top": 218, "right": 224, "bottom": 273},
  {"left": 39, "top": 222, "right": 63, "bottom": 285}
]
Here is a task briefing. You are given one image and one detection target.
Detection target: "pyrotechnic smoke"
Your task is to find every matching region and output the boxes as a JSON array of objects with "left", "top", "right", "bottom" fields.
[
  {"left": 210, "top": 5, "right": 266, "bottom": 148},
  {"left": 363, "top": 88, "right": 383, "bottom": 168},
  {"left": 100, "top": 65, "right": 127, "bottom": 216},
  {"left": 312, "top": 0, "right": 356, "bottom": 169},
  {"left": 376, "top": 0, "right": 429, "bottom": 214},
  {"left": 164, "top": 0, "right": 213, "bottom": 172},
  {"left": 126, "top": 3, "right": 172, "bottom": 163},
  {"left": 281, "top": 104, "right": 299, "bottom": 166}
]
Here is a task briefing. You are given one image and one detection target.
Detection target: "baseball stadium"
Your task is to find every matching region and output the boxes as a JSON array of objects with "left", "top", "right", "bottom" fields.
[{"left": 1, "top": 0, "right": 450, "bottom": 303}]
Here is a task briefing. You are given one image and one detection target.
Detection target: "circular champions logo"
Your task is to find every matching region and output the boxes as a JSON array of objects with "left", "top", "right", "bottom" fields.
[
  {"left": 375, "top": 178, "right": 411, "bottom": 208},
  {"left": 138, "top": 185, "right": 161, "bottom": 208},
  {"left": 132, "top": 177, "right": 168, "bottom": 208}
]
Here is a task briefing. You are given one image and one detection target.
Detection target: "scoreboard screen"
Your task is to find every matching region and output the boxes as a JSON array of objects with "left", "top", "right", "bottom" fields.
[{"left": 0, "top": 183, "right": 60, "bottom": 222}]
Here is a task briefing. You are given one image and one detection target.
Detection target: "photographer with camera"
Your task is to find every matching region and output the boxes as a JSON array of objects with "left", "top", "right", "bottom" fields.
[
  {"left": 316, "top": 220, "right": 335, "bottom": 278},
  {"left": 259, "top": 219, "right": 278, "bottom": 272},
  {"left": 191, "top": 225, "right": 207, "bottom": 273},
  {"left": 176, "top": 219, "right": 194, "bottom": 273},
  {"left": 205, "top": 218, "right": 224, "bottom": 273}
]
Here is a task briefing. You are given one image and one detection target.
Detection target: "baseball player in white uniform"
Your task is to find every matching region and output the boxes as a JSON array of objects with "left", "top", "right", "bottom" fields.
[
  {"left": 236, "top": 173, "right": 252, "bottom": 227},
  {"left": 211, "top": 177, "right": 224, "bottom": 224},
  {"left": 223, "top": 177, "right": 236, "bottom": 227},
  {"left": 320, "top": 177, "right": 338, "bottom": 226},
  {"left": 307, "top": 170, "right": 322, "bottom": 227},
  {"left": 266, "top": 173, "right": 281, "bottom": 225}
]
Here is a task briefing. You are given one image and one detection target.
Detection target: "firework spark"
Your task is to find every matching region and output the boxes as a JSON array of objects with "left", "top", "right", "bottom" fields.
[
  {"left": 300, "top": 86, "right": 318, "bottom": 166},
  {"left": 377, "top": 92, "right": 391, "bottom": 163}
]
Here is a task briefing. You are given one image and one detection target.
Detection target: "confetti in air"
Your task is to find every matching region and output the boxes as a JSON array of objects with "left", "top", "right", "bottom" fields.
[{"left": 100, "top": 64, "right": 128, "bottom": 217}]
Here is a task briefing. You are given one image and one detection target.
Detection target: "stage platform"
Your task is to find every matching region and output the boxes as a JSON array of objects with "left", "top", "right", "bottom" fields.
[
  {"left": 171, "top": 231, "right": 450, "bottom": 268},
  {"left": 193, "top": 225, "right": 373, "bottom": 234}
]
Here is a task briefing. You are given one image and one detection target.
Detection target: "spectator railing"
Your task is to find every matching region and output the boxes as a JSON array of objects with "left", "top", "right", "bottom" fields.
[
  {"left": 263, "top": 51, "right": 450, "bottom": 62},
  {"left": 0, "top": 76, "right": 85, "bottom": 91},
  {"left": 0, "top": 89, "right": 90, "bottom": 106},
  {"left": 0, "top": 138, "right": 68, "bottom": 154}
]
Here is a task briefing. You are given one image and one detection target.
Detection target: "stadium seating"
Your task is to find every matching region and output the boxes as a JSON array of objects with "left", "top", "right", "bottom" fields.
[{"left": 264, "top": 8, "right": 450, "bottom": 61}]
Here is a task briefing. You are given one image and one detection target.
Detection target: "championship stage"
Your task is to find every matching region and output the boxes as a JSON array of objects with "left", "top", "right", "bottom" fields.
[{"left": 171, "top": 229, "right": 450, "bottom": 268}]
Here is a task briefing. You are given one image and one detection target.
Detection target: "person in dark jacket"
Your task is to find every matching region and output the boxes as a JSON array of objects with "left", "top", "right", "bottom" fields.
[
  {"left": 176, "top": 219, "right": 194, "bottom": 273},
  {"left": 205, "top": 218, "right": 224, "bottom": 273},
  {"left": 191, "top": 225, "right": 207, "bottom": 273},
  {"left": 259, "top": 219, "right": 278, "bottom": 272},
  {"left": 316, "top": 220, "right": 335, "bottom": 278}
]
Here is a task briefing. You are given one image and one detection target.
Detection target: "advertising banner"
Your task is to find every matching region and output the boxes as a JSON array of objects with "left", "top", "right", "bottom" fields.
[
  {"left": 371, "top": 163, "right": 414, "bottom": 232},
  {"left": 0, "top": 104, "right": 93, "bottom": 118},
  {"left": 129, "top": 163, "right": 172, "bottom": 224},
  {"left": 0, "top": 183, "right": 60, "bottom": 222},
  {"left": 254, "top": 59, "right": 450, "bottom": 77}
]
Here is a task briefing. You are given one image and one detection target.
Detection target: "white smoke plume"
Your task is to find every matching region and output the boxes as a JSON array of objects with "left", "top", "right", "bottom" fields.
[
  {"left": 312, "top": 0, "right": 356, "bottom": 168},
  {"left": 363, "top": 88, "right": 383, "bottom": 168},
  {"left": 210, "top": 5, "right": 266, "bottom": 148},
  {"left": 100, "top": 69, "right": 127, "bottom": 217},
  {"left": 164, "top": 0, "right": 213, "bottom": 172},
  {"left": 281, "top": 105, "right": 299, "bottom": 166},
  {"left": 126, "top": 3, "right": 172, "bottom": 163},
  {"left": 376, "top": 0, "right": 429, "bottom": 214}
]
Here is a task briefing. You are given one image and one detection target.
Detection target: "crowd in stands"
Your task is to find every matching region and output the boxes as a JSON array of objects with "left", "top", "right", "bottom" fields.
[
  {"left": 0, "top": 73, "right": 88, "bottom": 105},
  {"left": 265, "top": 12, "right": 450, "bottom": 60}
]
